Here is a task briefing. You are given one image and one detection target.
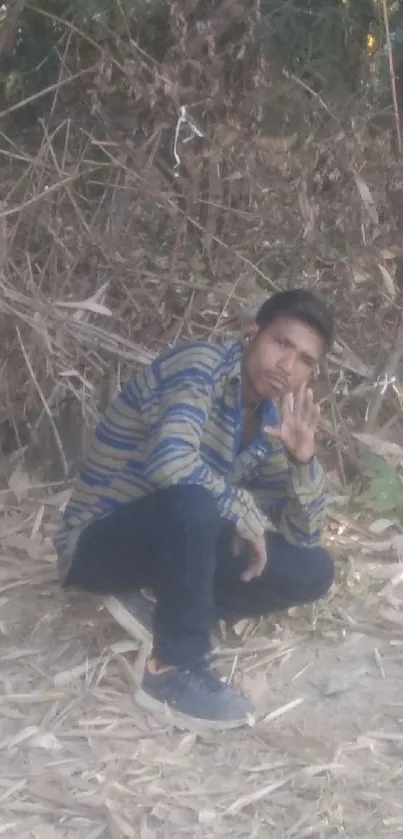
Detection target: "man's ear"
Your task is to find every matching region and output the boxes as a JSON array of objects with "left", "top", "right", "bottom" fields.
[{"left": 244, "top": 323, "right": 259, "bottom": 343}]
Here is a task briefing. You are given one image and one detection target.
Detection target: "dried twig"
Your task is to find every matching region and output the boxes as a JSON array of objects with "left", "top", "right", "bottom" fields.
[
  {"left": 365, "top": 323, "right": 403, "bottom": 432},
  {"left": 381, "top": 0, "right": 402, "bottom": 154},
  {"left": 283, "top": 70, "right": 338, "bottom": 122},
  {"left": 0, "top": 64, "right": 98, "bottom": 121},
  {"left": 323, "top": 361, "right": 347, "bottom": 486},
  {"left": 15, "top": 326, "right": 68, "bottom": 477}
]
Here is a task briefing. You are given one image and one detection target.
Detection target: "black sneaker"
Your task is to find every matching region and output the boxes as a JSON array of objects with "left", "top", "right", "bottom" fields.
[
  {"left": 104, "top": 591, "right": 154, "bottom": 644},
  {"left": 135, "top": 661, "right": 257, "bottom": 730}
]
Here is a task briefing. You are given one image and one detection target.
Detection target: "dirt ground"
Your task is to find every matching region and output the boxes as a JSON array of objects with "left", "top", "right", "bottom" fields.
[{"left": 1, "top": 487, "right": 403, "bottom": 839}]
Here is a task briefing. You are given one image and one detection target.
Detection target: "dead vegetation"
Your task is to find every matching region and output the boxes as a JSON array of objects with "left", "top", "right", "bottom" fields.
[
  {"left": 0, "top": 4, "right": 402, "bottom": 489},
  {"left": 1, "top": 480, "right": 403, "bottom": 838},
  {"left": 1, "top": 1, "right": 403, "bottom": 836},
  {"left": 0, "top": 4, "right": 402, "bottom": 485}
]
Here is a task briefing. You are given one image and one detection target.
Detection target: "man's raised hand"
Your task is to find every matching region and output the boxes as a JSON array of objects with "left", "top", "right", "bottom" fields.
[{"left": 264, "top": 382, "right": 320, "bottom": 463}]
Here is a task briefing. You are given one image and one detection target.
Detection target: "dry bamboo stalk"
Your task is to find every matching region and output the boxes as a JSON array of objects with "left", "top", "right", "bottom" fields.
[{"left": 381, "top": 0, "right": 402, "bottom": 154}]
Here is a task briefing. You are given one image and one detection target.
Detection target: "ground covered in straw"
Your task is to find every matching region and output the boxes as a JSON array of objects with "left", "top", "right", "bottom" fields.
[
  {"left": 1, "top": 480, "right": 403, "bottom": 839},
  {"left": 2, "top": 10, "right": 403, "bottom": 836}
]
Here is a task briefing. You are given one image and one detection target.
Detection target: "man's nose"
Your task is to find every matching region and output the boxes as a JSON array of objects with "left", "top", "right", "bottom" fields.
[{"left": 277, "top": 350, "right": 295, "bottom": 375}]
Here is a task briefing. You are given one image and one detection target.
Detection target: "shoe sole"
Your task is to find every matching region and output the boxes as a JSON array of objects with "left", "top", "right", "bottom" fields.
[
  {"left": 135, "top": 687, "right": 257, "bottom": 731},
  {"left": 104, "top": 596, "right": 152, "bottom": 645}
]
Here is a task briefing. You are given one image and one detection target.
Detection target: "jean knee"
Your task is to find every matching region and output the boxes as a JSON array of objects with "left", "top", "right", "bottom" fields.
[{"left": 167, "top": 484, "right": 220, "bottom": 529}]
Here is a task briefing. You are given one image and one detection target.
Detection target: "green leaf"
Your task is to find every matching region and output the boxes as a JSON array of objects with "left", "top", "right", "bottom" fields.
[{"left": 351, "top": 453, "right": 403, "bottom": 515}]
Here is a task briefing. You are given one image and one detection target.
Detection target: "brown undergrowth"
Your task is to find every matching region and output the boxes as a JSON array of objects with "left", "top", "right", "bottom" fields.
[{"left": 1, "top": 5, "right": 403, "bottom": 836}]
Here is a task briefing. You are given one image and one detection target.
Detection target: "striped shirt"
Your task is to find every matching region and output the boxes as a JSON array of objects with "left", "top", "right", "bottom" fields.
[{"left": 55, "top": 339, "right": 327, "bottom": 580}]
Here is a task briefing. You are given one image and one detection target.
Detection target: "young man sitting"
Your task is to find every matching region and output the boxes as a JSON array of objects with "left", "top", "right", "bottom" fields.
[{"left": 55, "top": 288, "right": 335, "bottom": 730}]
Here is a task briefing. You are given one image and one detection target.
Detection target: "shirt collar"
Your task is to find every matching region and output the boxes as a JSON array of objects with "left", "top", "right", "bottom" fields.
[{"left": 228, "top": 339, "right": 243, "bottom": 385}]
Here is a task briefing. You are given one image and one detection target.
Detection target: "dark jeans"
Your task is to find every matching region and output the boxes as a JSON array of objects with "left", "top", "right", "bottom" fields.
[{"left": 66, "top": 485, "right": 334, "bottom": 667}]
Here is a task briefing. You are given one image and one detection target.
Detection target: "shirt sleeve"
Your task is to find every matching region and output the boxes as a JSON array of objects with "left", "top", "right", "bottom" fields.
[
  {"left": 249, "top": 448, "right": 328, "bottom": 547},
  {"left": 142, "top": 370, "right": 269, "bottom": 541}
]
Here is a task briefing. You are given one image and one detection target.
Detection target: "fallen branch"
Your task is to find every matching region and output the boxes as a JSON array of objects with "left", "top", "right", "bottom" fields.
[{"left": 381, "top": 0, "right": 402, "bottom": 154}]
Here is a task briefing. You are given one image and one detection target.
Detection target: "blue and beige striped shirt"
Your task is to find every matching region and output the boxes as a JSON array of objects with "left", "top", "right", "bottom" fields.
[{"left": 55, "top": 339, "right": 327, "bottom": 579}]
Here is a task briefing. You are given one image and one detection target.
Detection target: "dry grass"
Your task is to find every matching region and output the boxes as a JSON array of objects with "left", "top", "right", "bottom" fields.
[
  {"left": 0, "top": 19, "right": 402, "bottom": 479},
  {"left": 1, "top": 484, "right": 403, "bottom": 838}
]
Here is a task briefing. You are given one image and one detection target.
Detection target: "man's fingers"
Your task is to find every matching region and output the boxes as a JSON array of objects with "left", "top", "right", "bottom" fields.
[
  {"left": 305, "top": 399, "right": 320, "bottom": 429},
  {"left": 309, "top": 402, "right": 321, "bottom": 428},
  {"left": 264, "top": 392, "right": 293, "bottom": 439},
  {"left": 241, "top": 562, "right": 264, "bottom": 582},
  {"left": 238, "top": 534, "right": 267, "bottom": 582},
  {"left": 232, "top": 532, "right": 244, "bottom": 556},
  {"left": 303, "top": 387, "right": 315, "bottom": 419},
  {"left": 240, "top": 567, "right": 256, "bottom": 582},
  {"left": 280, "top": 392, "right": 294, "bottom": 421},
  {"left": 294, "top": 382, "right": 306, "bottom": 418},
  {"left": 241, "top": 547, "right": 267, "bottom": 582},
  {"left": 296, "top": 385, "right": 320, "bottom": 428},
  {"left": 264, "top": 425, "right": 282, "bottom": 439}
]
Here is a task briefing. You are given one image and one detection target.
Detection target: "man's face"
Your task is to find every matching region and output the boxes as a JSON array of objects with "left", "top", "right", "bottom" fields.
[{"left": 243, "top": 316, "right": 325, "bottom": 401}]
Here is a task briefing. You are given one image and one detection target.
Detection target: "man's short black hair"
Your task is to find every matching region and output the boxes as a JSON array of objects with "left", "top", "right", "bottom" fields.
[{"left": 256, "top": 288, "right": 334, "bottom": 350}]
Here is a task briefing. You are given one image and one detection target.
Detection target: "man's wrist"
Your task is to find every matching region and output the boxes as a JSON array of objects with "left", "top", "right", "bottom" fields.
[{"left": 287, "top": 451, "right": 315, "bottom": 466}]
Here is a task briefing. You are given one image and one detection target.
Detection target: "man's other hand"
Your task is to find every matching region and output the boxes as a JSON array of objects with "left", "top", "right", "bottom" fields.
[{"left": 232, "top": 532, "right": 268, "bottom": 582}]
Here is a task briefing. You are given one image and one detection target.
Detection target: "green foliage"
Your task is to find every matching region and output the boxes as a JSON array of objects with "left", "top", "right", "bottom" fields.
[
  {"left": 259, "top": 0, "right": 376, "bottom": 88},
  {"left": 0, "top": 0, "right": 382, "bottom": 106},
  {"left": 0, "top": 0, "right": 389, "bottom": 119},
  {"left": 1, "top": 1, "right": 68, "bottom": 105},
  {"left": 0, "top": 0, "right": 172, "bottom": 109},
  {"left": 349, "top": 452, "right": 403, "bottom": 515}
]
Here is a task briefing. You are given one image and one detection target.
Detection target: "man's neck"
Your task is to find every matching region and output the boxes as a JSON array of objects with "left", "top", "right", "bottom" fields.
[{"left": 241, "top": 373, "right": 260, "bottom": 411}]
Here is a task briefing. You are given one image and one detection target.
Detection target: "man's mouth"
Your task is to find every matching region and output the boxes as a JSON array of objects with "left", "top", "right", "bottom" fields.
[{"left": 266, "top": 375, "right": 289, "bottom": 393}]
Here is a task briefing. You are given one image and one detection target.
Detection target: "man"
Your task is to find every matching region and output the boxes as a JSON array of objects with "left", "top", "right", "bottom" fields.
[{"left": 55, "top": 288, "right": 335, "bottom": 730}]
